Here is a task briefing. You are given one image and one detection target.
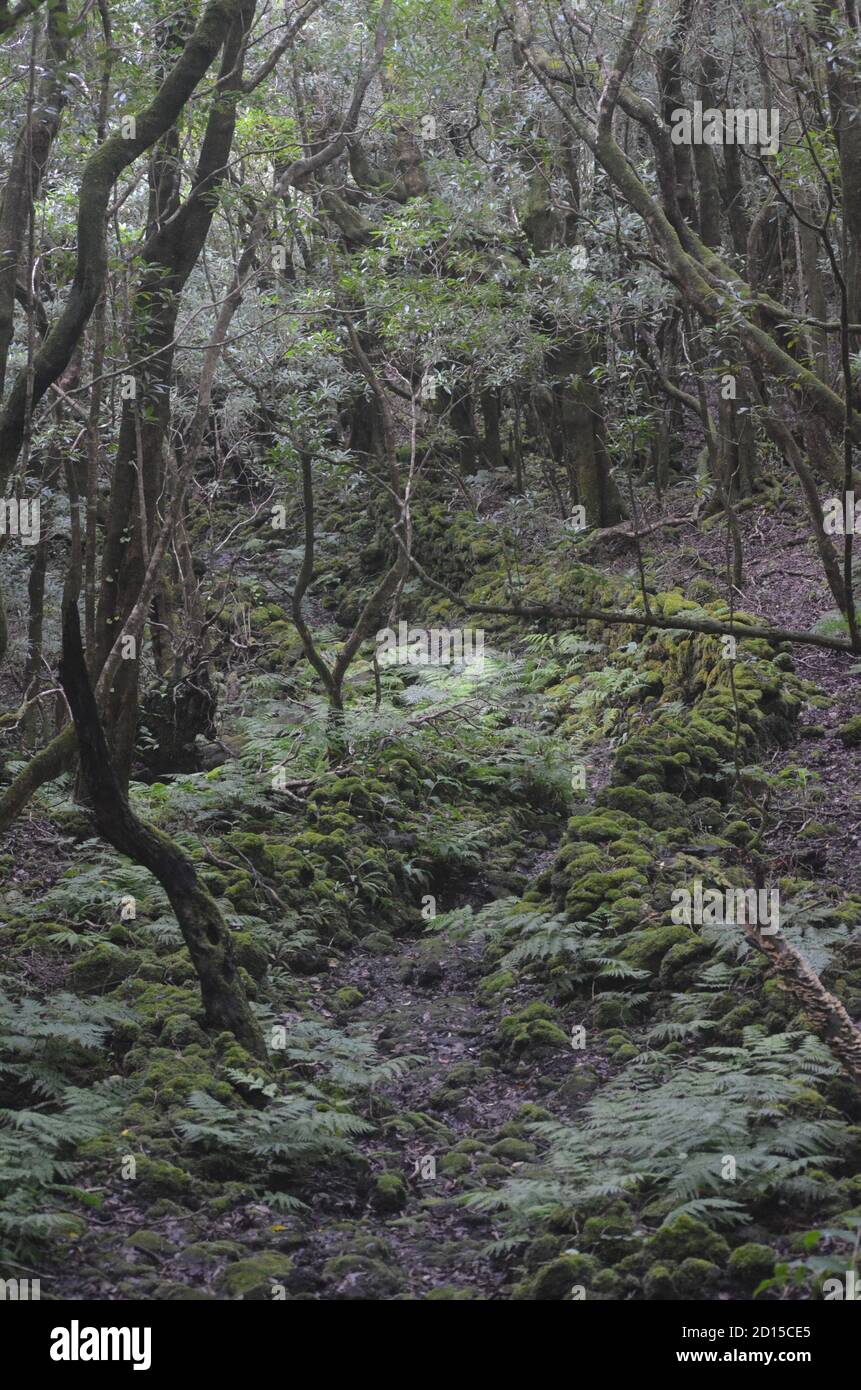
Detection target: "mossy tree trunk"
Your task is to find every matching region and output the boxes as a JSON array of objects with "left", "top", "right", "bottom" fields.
[
  {"left": 96, "top": 0, "right": 257, "bottom": 791},
  {"left": 0, "top": 0, "right": 244, "bottom": 490},
  {"left": 59, "top": 602, "right": 267, "bottom": 1060}
]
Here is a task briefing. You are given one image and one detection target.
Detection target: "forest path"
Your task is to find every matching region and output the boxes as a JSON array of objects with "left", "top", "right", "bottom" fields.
[
  {"left": 286, "top": 899, "right": 598, "bottom": 1298},
  {"left": 272, "top": 603, "right": 624, "bottom": 1294}
]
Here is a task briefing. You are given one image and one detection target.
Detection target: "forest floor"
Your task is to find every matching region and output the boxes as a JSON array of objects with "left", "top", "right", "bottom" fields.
[{"left": 3, "top": 475, "right": 861, "bottom": 1302}]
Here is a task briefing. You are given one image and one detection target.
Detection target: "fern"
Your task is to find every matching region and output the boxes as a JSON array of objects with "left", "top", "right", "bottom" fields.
[
  {"left": 463, "top": 1030, "right": 849, "bottom": 1232},
  {"left": 178, "top": 1087, "right": 372, "bottom": 1167}
]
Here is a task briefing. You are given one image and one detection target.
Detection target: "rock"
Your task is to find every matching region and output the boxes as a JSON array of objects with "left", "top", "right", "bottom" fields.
[
  {"left": 125, "top": 1230, "right": 173, "bottom": 1258},
  {"left": 173, "top": 1240, "right": 242, "bottom": 1269},
  {"left": 439, "top": 1152, "right": 471, "bottom": 1176},
  {"left": 372, "top": 1172, "right": 407, "bottom": 1213},
  {"left": 836, "top": 715, "right": 861, "bottom": 747},
  {"left": 363, "top": 931, "right": 397, "bottom": 956},
  {"left": 416, "top": 961, "right": 444, "bottom": 988},
  {"left": 333, "top": 986, "right": 364, "bottom": 1010},
  {"left": 727, "top": 1242, "right": 776, "bottom": 1290},
  {"left": 498, "top": 1001, "right": 569, "bottom": 1054},
  {"left": 675, "top": 1257, "right": 721, "bottom": 1299},
  {"left": 643, "top": 1262, "right": 677, "bottom": 1300},
  {"left": 321, "top": 1253, "right": 404, "bottom": 1299},
  {"left": 647, "top": 1213, "right": 730, "bottom": 1267},
  {"left": 218, "top": 1252, "right": 294, "bottom": 1300},
  {"left": 69, "top": 943, "right": 137, "bottom": 993},
  {"left": 514, "top": 1253, "right": 599, "bottom": 1300},
  {"left": 489, "top": 1138, "right": 536, "bottom": 1162}
]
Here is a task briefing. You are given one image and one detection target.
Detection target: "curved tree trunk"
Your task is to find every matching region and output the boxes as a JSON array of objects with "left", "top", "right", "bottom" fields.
[{"left": 59, "top": 602, "right": 266, "bottom": 1059}]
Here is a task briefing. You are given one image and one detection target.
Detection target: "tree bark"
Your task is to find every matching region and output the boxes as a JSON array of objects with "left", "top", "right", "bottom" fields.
[
  {"left": 58, "top": 601, "right": 267, "bottom": 1059},
  {"left": 0, "top": 0, "right": 244, "bottom": 490}
]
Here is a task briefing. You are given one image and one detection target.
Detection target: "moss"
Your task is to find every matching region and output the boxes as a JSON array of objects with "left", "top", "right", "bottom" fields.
[
  {"left": 643, "top": 1262, "right": 677, "bottom": 1300},
  {"left": 514, "top": 1252, "right": 599, "bottom": 1300},
  {"left": 451, "top": 1138, "right": 483, "bottom": 1154},
  {"left": 475, "top": 1161, "right": 509, "bottom": 1180},
  {"left": 363, "top": 931, "right": 397, "bottom": 955},
  {"left": 591, "top": 1268, "right": 623, "bottom": 1298},
  {"left": 836, "top": 715, "right": 861, "bottom": 747},
  {"left": 515, "top": 1103, "right": 552, "bottom": 1124},
  {"left": 498, "top": 1001, "right": 569, "bottom": 1054},
  {"left": 135, "top": 1157, "right": 193, "bottom": 1201},
  {"left": 727, "top": 1242, "right": 776, "bottom": 1289},
  {"left": 581, "top": 1207, "right": 636, "bottom": 1263},
  {"left": 430, "top": 1084, "right": 469, "bottom": 1110},
  {"left": 566, "top": 808, "right": 645, "bottom": 843},
  {"left": 333, "top": 986, "right": 364, "bottom": 1010},
  {"left": 69, "top": 943, "right": 138, "bottom": 993},
  {"left": 477, "top": 968, "right": 516, "bottom": 1000},
  {"left": 231, "top": 932, "right": 268, "bottom": 981},
  {"left": 620, "top": 924, "right": 692, "bottom": 974},
  {"left": 439, "top": 1152, "right": 471, "bottom": 1176},
  {"left": 159, "top": 1013, "right": 208, "bottom": 1048},
  {"left": 720, "top": 1001, "right": 762, "bottom": 1037},
  {"left": 134, "top": 1048, "right": 226, "bottom": 1108},
  {"left": 659, "top": 937, "right": 713, "bottom": 988},
  {"left": 373, "top": 1172, "right": 407, "bottom": 1213},
  {"left": 322, "top": 1253, "right": 404, "bottom": 1299},
  {"left": 647, "top": 1214, "right": 730, "bottom": 1267},
  {"left": 555, "top": 1066, "right": 600, "bottom": 1102},
  {"left": 592, "top": 997, "right": 626, "bottom": 1028},
  {"left": 174, "top": 1240, "right": 242, "bottom": 1268},
  {"left": 598, "top": 786, "right": 688, "bottom": 830},
  {"left": 563, "top": 867, "right": 648, "bottom": 919},
  {"left": 489, "top": 1138, "right": 536, "bottom": 1162},
  {"left": 219, "top": 1252, "right": 294, "bottom": 1300},
  {"left": 154, "top": 1284, "right": 216, "bottom": 1301},
  {"left": 224, "top": 832, "right": 276, "bottom": 873},
  {"left": 675, "top": 1258, "right": 721, "bottom": 1299},
  {"left": 125, "top": 1230, "right": 173, "bottom": 1257}
]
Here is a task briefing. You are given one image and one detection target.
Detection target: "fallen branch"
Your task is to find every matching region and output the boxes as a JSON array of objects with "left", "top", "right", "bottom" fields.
[
  {"left": 406, "top": 553, "right": 857, "bottom": 654},
  {"left": 744, "top": 926, "right": 861, "bottom": 1085}
]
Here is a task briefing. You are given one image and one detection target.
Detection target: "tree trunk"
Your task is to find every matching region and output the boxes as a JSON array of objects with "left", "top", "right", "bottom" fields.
[{"left": 59, "top": 602, "right": 267, "bottom": 1060}]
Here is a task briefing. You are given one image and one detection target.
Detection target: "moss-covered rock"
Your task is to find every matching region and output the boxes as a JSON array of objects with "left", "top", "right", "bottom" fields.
[
  {"left": 647, "top": 1214, "right": 730, "bottom": 1267},
  {"left": 69, "top": 943, "right": 138, "bottom": 993},
  {"left": 675, "top": 1258, "right": 721, "bottom": 1299},
  {"left": 219, "top": 1252, "right": 294, "bottom": 1300},
  {"left": 373, "top": 1172, "right": 407, "bottom": 1213},
  {"left": 621, "top": 924, "right": 692, "bottom": 974},
  {"left": 836, "top": 715, "right": 861, "bottom": 748},
  {"left": 580, "top": 1206, "right": 637, "bottom": 1263},
  {"left": 514, "top": 1252, "right": 599, "bottom": 1300},
  {"left": 333, "top": 986, "right": 364, "bottom": 1011},
  {"left": 643, "top": 1262, "right": 677, "bottom": 1300},
  {"left": 498, "top": 1001, "right": 569, "bottom": 1054},
  {"left": 124, "top": 1230, "right": 173, "bottom": 1258},
  {"left": 439, "top": 1152, "right": 472, "bottom": 1177},
  {"left": 322, "top": 1253, "right": 405, "bottom": 1299},
  {"left": 489, "top": 1137, "right": 536, "bottom": 1162},
  {"left": 727, "top": 1242, "right": 776, "bottom": 1290}
]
